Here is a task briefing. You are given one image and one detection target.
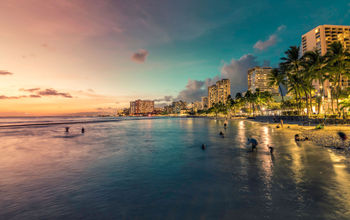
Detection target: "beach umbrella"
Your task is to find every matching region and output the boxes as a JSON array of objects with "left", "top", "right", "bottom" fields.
[{"left": 338, "top": 132, "right": 347, "bottom": 141}]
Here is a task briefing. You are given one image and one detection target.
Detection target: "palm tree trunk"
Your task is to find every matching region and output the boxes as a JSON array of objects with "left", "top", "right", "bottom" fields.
[
  {"left": 331, "top": 91, "right": 335, "bottom": 114},
  {"left": 309, "top": 91, "right": 313, "bottom": 116},
  {"left": 279, "top": 85, "right": 284, "bottom": 102}
]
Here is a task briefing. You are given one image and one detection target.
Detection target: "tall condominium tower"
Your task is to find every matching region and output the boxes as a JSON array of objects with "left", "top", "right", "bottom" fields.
[
  {"left": 247, "top": 67, "right": 279, "bottom": 95},
  {"left": 301, "top": 25, "right": 350, "bottom": 56},
  {"left": 208, "top": 79, "right": 231, "bottom": 108},
  {"left": 129, "top": 99, "right": 154, "bottom": 115}
]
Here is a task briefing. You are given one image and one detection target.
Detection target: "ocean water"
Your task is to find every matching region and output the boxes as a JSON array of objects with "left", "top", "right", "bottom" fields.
[{"left": 0, "top": 117, "right": 350, "bottom": 219}]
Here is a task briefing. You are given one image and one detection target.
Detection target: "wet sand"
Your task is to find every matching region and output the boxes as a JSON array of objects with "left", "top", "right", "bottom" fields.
[{"left": 251, "top": 120, "right": 350, "bottom": 152}]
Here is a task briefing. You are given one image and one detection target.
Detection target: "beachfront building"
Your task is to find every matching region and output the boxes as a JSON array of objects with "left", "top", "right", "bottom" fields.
[
  {"left": 208, "top": 79, "right": 231, "bottom": 108},
  {"left": 247, "top": 67, "right": 279, "bottom": 95},
  {"left": 129, "top": 99, "right": 154, "bottom": 115},
  {"left": 301, "top": 25, "right": 350, "bottom": 56},
  {"left": 301, "top": 25, "right": 350, "bottom": 113},
  {"left": 201, "top": 97, "right": 208, "bottom": 110},
  {"left": 164, "top": 100, "right": 187, "bottom": 114},
  {"left": 192, "top": 101, "right": 202, "bottom": 112},
  {"left": 172, "top": 100, "right": 187, "bottom": 114}
]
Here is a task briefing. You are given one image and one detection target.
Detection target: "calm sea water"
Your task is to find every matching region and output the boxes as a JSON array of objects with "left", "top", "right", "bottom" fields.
[{"left": 0, "top": 117, "right": 350, "bottom": 219}]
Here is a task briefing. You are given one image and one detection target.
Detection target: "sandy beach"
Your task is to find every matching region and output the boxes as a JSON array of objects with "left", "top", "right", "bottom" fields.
[{"left": 250, "top": 119, "right": 350, "bottom": 153}]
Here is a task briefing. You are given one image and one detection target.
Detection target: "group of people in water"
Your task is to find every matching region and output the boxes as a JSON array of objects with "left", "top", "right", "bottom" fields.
[
  {"left": 202, "top": 120, "right": 277, "bottom": 154},
  {"left": 201, "top": 119, "right": 320, "bottom": 154},
  {"left": 65, "top": 126, "right": 85, "bottom": 134}
]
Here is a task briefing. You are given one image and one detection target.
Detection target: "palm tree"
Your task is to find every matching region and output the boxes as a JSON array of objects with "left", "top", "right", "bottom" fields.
[
  {"left": 268, "top": 68, "right": 286, "bottom": 102},
  {"left": 280, "top": 46, "right": 305, "bottom": 114},
  {"left": 325, "top": 41, "right": 350, "bottom": 115},
  {"left": 302, "top": 50, "right": 326, "bottom": 115},
  {"left": 281, "top": 46, "right": 301, "bottom": 75},
  {"left": 244, "top": 90, "right": 254, "bottom": 115}
]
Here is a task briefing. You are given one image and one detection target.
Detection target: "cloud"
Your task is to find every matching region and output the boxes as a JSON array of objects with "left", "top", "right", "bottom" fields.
[
  {"left": 253, "top": 35, "right": 277, "bottom": 51},
  {"left": 174, "top": 54, "right": 259, "bottom": 102},
  {"left": 154, "top": 95, "right": 174, "bottom": 102},
  {"left": 37, "top": 89, "right": 73, "bottom": 98},
  {"left": 253, "top": 25, "right": 286, "bottom": 51},
  {"left": 20, "top": 88, "right": 73, "bottom": 98},
  {"left": 277, "top": 25, "right": 286, "bottom": 31},
  {"left": 176, "top": 79, "right": 206, "bottom": 102},
  {"left": 20, "top": 88, "right": 40, "bottom": 92},
  {"left": 29, "top": 94, "right": 41, "bottom": 98},
  {"left": 0, "top": 95, "right": 23, "bottom": 99},
  {"left": 220, "top": 54, "right": 259, "bottom": 95},
  {"left": 131, "top": 49, "right": 149, "bottom": 63},
  {"left": 0, "top": 70, "right": 13, "bottom": 75}
]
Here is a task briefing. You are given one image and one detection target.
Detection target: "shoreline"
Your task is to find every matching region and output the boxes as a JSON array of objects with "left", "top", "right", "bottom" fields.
[{"left": 246, "top": 118, "right": 350, "bottom": 153}]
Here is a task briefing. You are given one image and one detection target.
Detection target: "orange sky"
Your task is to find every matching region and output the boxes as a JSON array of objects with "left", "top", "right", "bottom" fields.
[{"left": 0, "top": 0, "right": 160, "bottom": 115}]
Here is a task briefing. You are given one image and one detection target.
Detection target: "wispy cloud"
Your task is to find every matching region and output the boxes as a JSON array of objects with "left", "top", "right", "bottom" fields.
[
  {"left": 0, "top": 70, "right": 13, "bottom": 75},
  {"left": 253, "top": 25, "right": 286, "bottom": 51},
  {"left": 19, "top": 88, "right": 73, "bottom": 98},
  {"left": 37, "top": 89, "right": 72, "bottom": 98},
  {"left": 254, "top": 35, "right": 278, "bottom": 51},
  {"left": 131, "top": 49, "right": 149, "bottom": 63},
  {"left": 0, "top": 95, "right": 24, "bottom": 99}
]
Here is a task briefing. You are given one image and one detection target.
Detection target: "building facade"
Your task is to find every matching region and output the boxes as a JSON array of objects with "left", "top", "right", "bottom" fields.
[
  {"left": 129, "top": 99, "right": 154, "bottom": 115},
  {"left": 301, "top": 25, "right": 350, "bottom": 56},
  {"left": 301, "top": 25, "right": 350, "bottom": 113},
  {"left": 247, "top": 67, "right": 279, "bottom": 95},
  {"left": 208, "top": 79, "right": 231, "bottom": 108},
  {"left": 164, "top": 100, "right": 187, "bottom": 114},
  {"left": 201, "top": 96, "right": 208, "bottom": 110}
]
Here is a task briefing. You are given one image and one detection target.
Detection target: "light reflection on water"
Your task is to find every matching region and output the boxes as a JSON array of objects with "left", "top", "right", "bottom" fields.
[{"left": 0, "top": 118, "right": 350, "bottom": 219}]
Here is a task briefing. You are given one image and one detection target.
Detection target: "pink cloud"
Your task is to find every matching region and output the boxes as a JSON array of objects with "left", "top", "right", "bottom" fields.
[
  {"left": 131, "top": 49, "right": 149, "bottom": 63},
  {"left": 0, "top": 70, "right": 13, "bottom": 75}
]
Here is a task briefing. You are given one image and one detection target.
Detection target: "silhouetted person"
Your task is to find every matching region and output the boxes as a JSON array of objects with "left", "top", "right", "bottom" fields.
[
  {"left": 295, "top": 134, "right": 300, "bottom": 142},
  {"left": 81, "top": 127, "right": 85, "bottom": 133},
  {"left": 202, "top": 144, "right": 206, "bottom": 150},
  {"left": 268, "top": 145, "right": 274, "bottom": 154},
  {"left": 247, "top": 138, "right": 258, "bottom": 151},
  {"left": 338, "top": 131, "right": 347, "bottom": 148},
  {"left": 65, "top": 127, "right": 70, "bottom": 132}
]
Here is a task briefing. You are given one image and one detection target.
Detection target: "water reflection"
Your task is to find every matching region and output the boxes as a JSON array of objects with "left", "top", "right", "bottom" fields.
[
  {"left": 0, "top": 118, "right": 350, "bottom": 219},
  {"left": 237, "top": 120, "right": 246, "bottom": 147}
]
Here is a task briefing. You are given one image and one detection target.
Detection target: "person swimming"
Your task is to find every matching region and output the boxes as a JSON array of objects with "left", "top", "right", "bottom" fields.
[
  {"left": 219, "top": 131, "right": 224, "bottom": 138},
  {"left": 247, "top": 138, "right": 258, "bottom": 151}
]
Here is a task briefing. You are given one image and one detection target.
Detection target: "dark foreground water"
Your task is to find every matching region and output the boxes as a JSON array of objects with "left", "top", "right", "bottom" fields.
[{"left": 1, "top": 118, "right": 350, "bottom": 219}]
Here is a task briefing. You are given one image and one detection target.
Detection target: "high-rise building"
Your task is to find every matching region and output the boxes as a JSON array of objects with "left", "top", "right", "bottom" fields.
[
  {"left": 201, "top": 97, "right": 208, "bottom": 110},
  {"left": 164, "top": 100, "right": 187, "bottom": 114},
  {"left": 301, "top": 25, "right": 350, "bottom": 113},
  {"left": 208, "top": 79, "right": 231, "bottom": 108},
  {"left": 129, "top": 99, "right": 154, "bottom": 115},
  {"left": 247, "top": 67, "right": 279, "bottom": 95},
  {"left": 301, "top": 25, "right": 350, "bottom": 56}
]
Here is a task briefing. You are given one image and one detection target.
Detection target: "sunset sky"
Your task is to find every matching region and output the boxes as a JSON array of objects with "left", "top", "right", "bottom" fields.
[{"left": 0, "top": 0, "right": 349, "bottom": 116}]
